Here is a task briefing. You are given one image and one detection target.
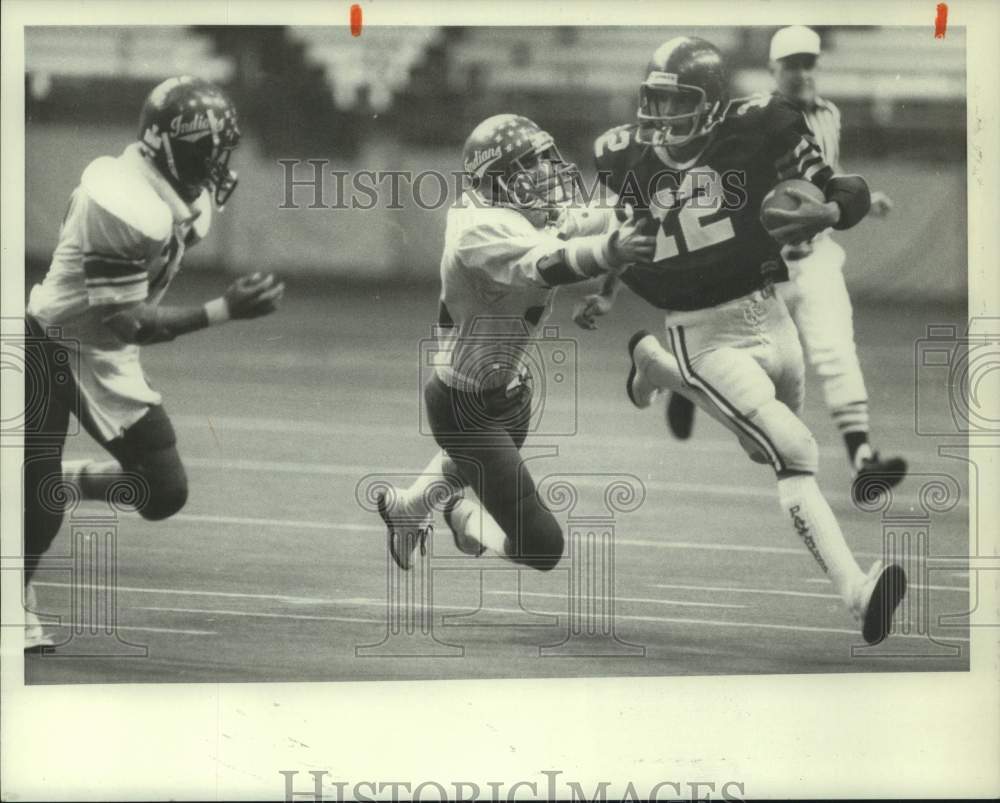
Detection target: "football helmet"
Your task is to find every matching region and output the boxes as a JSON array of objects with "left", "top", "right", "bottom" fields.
[
  {"left": 137, "top": 76, "right": 241, "bottom": 208},
  {"left": 462, "top": 114, "right": 578, "bottom": 214},
  {"left": 637, "top": 37, "right": 729, "bottom": 147}
]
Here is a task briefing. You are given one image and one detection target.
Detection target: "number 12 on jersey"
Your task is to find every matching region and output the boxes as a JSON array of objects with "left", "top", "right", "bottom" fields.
[{"left": 649, "top": 167, "right": 735, "bottom": 261}]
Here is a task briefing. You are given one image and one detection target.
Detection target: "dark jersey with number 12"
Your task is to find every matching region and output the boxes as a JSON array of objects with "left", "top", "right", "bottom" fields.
[{"left": 593, "top": 93, "right": 835, "bottom": 311}]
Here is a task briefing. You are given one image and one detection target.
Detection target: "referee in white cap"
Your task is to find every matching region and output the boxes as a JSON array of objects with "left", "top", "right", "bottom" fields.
[{"left": 769, "top": 25, "right": 906, "bottom": 497}]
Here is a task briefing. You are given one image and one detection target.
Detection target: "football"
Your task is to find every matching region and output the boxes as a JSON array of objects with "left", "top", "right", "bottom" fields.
[{"left": 760, "top": 178, "right": 826, "bottom": 220}]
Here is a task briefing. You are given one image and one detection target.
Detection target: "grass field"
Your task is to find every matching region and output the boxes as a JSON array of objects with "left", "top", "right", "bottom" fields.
[{"left": 24, "top": 271, "right": 972, "bottom": 683}]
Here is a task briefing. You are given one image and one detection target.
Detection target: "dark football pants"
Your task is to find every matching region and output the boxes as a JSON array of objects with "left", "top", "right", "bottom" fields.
[
  {"left": 423, "top": 373, "right": 564, "bottom": 571},
  {"left": 23, "top": 317, "right": 188, "bottom": 582}
]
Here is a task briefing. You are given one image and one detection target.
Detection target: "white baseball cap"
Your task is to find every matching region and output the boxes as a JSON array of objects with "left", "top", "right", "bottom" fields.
[{"left": 769, "top": 26, "right": 821, "bottom": 61}]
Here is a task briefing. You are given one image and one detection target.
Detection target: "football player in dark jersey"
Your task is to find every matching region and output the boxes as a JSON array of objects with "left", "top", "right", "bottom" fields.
[
  {"left": 625, "top": 26, "right": 906, "bottom": 503},
  {"left": 574, "top": 37, "right": 906, "bottom": 646}
]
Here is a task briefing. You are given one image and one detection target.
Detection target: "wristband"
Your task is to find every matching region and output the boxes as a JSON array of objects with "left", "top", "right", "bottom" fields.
[
  {"left": 204, "top": 297, "right": 230, "bottom": 325},
  {"left": 604, "top": 230, "right": 623, "bottom": 269}
]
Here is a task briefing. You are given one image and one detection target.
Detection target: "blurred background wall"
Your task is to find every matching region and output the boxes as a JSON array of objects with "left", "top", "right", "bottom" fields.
[{"left": 25, "top": 25, "right": 966, "bottom": 303}]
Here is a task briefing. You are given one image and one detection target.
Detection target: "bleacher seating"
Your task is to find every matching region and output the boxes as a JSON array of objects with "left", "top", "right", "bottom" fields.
[
  {"left": 736, "top": 27, "right": 965, "bottom": 101},
  {"left": 293, "top": 26, "right": 443, "bottom": 111},
  {"left": 25, "top": 27, "right": 233, "bottom": 88},
  {"left": 448, "top": 25, "right": 964, "bottom": 104},
  {"left": 449, "top": 27, "right": 741, "bottom": 94}
]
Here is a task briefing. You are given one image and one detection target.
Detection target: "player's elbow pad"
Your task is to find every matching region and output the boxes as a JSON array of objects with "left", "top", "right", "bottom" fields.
[
  {"left": 825, "top": 175, "right": 871, "bottom": 230},
  {"left": 104, "top": 307, "right": 177, "bottom": 345}
]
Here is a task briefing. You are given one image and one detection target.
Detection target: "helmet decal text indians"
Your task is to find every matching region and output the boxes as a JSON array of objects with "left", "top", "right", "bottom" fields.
[
  {"left": 169, "top": 112, "right": 213, "bottom": 142},
  {"left": 137, "top": 75, "right": 241, "bottom": 208},
  {"left": 465, "top": 146, "right": 502, "bottom": 176}
]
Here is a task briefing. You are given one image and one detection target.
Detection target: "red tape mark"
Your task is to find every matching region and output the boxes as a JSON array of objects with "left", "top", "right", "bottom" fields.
[
  {"left": 350, "top": 4, "right": 363, "bottom": 37},
  {"left": 934, "top": 3, "right": 948, "bottom": 38}
]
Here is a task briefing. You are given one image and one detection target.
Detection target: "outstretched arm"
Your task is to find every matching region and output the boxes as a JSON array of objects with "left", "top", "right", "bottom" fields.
[
  {"left": 103, "top": 273, "right": 284, "bottom": 345},
  {"left": 572, "top": 272, "right": 622, "bottom": 330}
]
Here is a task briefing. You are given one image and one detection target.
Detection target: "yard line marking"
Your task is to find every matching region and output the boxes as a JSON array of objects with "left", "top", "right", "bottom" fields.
[
  {"left": 131, "top": 606, "right": 377, "bottom": 625},
  {"left": 180, "top": 455, "right": 775, "bottom": 500},
  {"left": 651, "top": 582, "right": 839, "bottom": 600},
  {"left": 46, "top": 622, "right": 216, "bottom": 636},
  {"left": 168, "top": 413, "right": 926, "bottom": 461},
  {"left": 596, "top": 613, "right": 969, "bottom": 642},
  {"left": 34, "top": 586, "right": 968, "bottom": 643},
  {"left": 32, "top": 581, "right": 337, "bottom": 606},
  {"left": 175, "top": 455, "right": 960, "bottom": 510},
  {"left": 120, "top": 512, "right": 890, "bottom": 562},
  {"left": 616, "top": 537, "right": 885, "bottom": 561},
  {"left": 492, "top": 590, "right": 746, "bottom": 609},
  {"left": 175, "top": 512, "right": 339, "bottom": 532},
  {"left": 803, "top": 578, "right": 968, "bottom": 593},
  {"left": 146, "top": 596, "right": 967, "bottom": 644}
]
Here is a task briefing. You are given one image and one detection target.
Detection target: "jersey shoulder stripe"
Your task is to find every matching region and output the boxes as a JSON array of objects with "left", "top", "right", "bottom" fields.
[{"left": 80, "top": 156, "right": 173, "bottom": 244}]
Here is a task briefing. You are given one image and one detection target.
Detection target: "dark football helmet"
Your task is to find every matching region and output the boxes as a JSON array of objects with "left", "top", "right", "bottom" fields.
[
  {"left": 137, "top": 76, "right": 241, "bottom": 208},
  {"left": 462, "top": 114, "right": 578, "bottom": 213},
  {"left": 637, "top": 37, "right": 729, "bottom": 147}
]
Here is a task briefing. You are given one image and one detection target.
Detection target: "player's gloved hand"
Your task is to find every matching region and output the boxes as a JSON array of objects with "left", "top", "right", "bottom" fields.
[
  {"left": 868, "top": 190, "right": 894, "bottom": 219},
  {"left": 572, "top": 293, "right": 614, "bottom": 330},
  {"left": 762, "top": 188, "right": 841, "bottom": 245},
  {"left": 609, "top": 215, "right": 656, "bottom": 267},
  {"left": 224, "top": 272, "right": 285, "bottom": 319}
]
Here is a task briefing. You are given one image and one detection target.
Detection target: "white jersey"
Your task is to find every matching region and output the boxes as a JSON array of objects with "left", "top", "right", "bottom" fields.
[
  {"left": 28, "top": 142, "right": 212, "bottom": 347},
  {"left": 26, "top": 143, "right": 212, "bottom": 439},
  {"left": 436, "top": 197, "right": 616, "bottom": 392}
]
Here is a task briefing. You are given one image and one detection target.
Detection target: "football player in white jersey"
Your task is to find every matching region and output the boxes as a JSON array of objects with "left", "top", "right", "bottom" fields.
[
  {"left": 23, "top": 76, "right": 284, "bottom": 648},
  {"left": 653, "top": 27, "right": 906, "bottom": 503},
  {"left": 375, "top": 114, "right": 652, "bottom": 571}
]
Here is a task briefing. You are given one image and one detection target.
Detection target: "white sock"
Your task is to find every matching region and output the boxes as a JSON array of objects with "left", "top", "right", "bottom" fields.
[
  {"left": 851, "top": 442, "right": 875, "bottom": 472},
  {"left": 61, "top": 459, "right": 90, "bottom": 493},
  {"left": 62, "top": 458, "right": 122, "bottom": 500},
  {"left": 395, "top": 451, "right": 465, "bottom": 519},
  {"left": 448, "top": 497, "right": 510, "bottom": 557},
  {"left": 777, "top": 474, "right": 865, "bottom": 605}
]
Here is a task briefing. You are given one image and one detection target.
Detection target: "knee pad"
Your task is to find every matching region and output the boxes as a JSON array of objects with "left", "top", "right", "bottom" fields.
[
  {"left": 140, "top": 481, "right": 188, "bottom": 521},
  {"left": 23, "top": 454, "right": 68, "bottom": 560},
  {"left": 136, "top": 452, "right": 188, "bottom": 520},
  {"left": 116, "top": 405, "right": 177, "bottom": 457},
  {"left": 516, "top": 500, "right": 564, "bottom": 572},
  {"left": 748, "top": 399, "right": 818, "bottom": 475},
  {"left": 110, "top": 406, "right": 186, "bottom": 520}
]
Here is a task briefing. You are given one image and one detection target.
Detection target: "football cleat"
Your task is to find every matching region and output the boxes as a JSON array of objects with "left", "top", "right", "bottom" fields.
[
  {"left": 665, "top": 392, "right": 696, "bottom": 439},
  {"left": 851, "top": 452, "right": 908, "bottom": 507},
  {"left": 24, "top": 584, "right": 54, "bottom": 651},
  {"left": 852, "top": 561, "right": 908, "bottom": 646},
  {"left": 626, "top": 330, "right": 660, "bottom": 409},
  {"left": 443, "top": 498, "right": 487, "bottom": 557},
  {"left": 376, "top": 489, "right": 432, "bottom": 571}
]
